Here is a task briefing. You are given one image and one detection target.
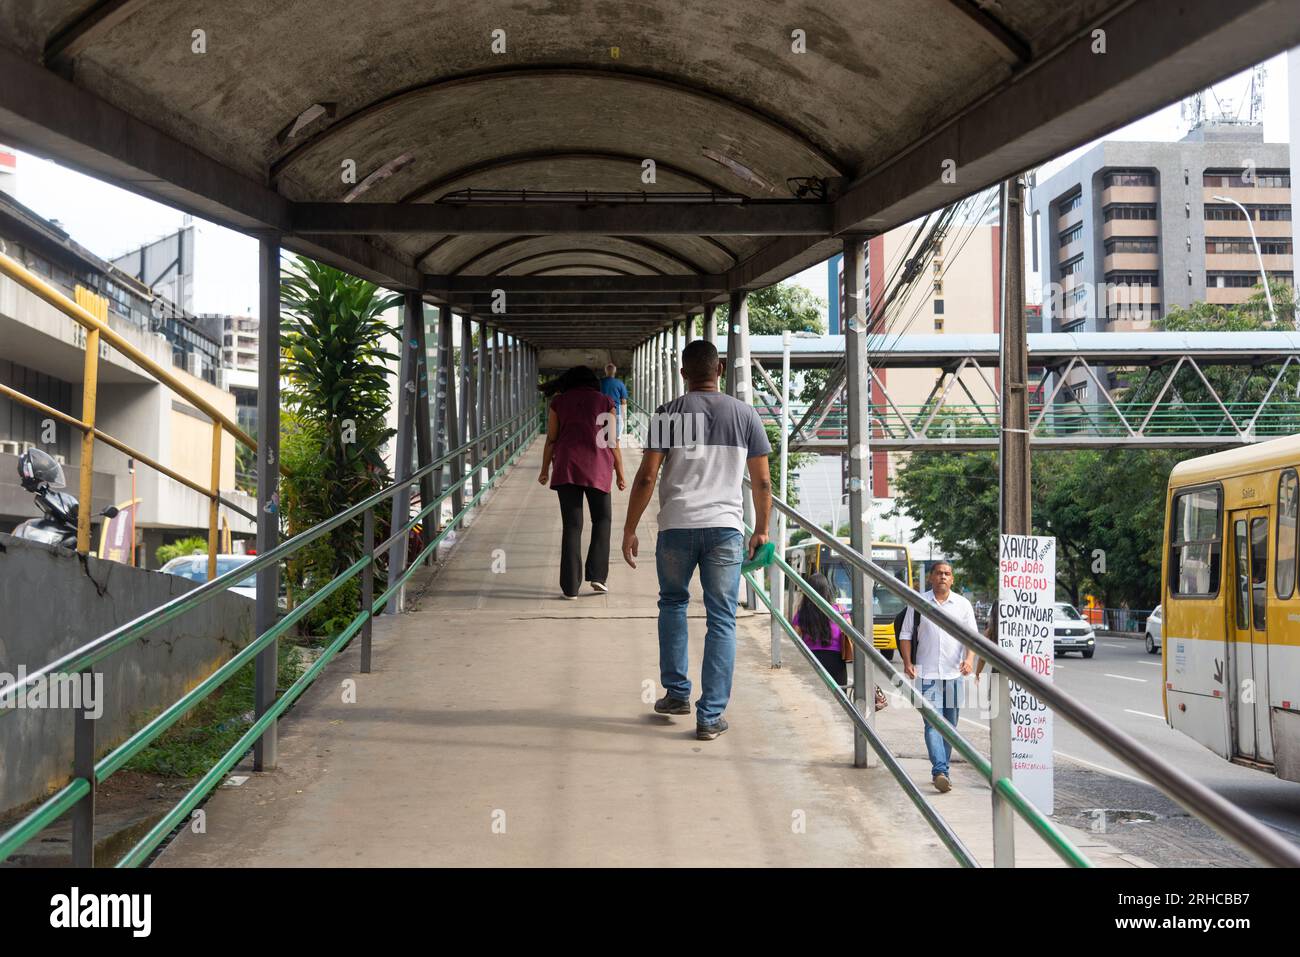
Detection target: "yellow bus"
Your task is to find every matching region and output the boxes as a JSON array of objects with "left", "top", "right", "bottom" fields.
[
  {"left": 1162, "top": 434, "right": 1300, "bottom": 782},
  {"left": 787, "top": 539, "right": 913, "bottom": 659}
]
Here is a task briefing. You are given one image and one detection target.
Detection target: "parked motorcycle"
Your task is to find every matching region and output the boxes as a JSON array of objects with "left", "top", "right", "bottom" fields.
[{"left": 12, "top": 448, "right": 116, "bottom": 548}]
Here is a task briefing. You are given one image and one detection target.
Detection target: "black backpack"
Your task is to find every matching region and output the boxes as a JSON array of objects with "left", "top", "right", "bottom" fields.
[{"left": 893, "top": 607, "right": 920, "bottom": 661}]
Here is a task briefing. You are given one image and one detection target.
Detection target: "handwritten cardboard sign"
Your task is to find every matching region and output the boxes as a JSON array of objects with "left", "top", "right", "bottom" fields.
[{"left": 998, "top": 534, "right": 1056, "bottom": 814}]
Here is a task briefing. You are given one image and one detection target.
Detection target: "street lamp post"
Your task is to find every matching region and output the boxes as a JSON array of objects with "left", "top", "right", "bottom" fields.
[{"left": 1212, "top": 194, "right": 1279, "bottom": 325}]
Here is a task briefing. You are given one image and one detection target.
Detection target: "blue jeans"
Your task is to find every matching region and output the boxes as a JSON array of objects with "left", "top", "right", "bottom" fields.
[
  {"left": 920, "top": 678, "right": 963, "bottom": 777},
  {"left": 656, "top": 527, "right": 743, "bottom": 725}
]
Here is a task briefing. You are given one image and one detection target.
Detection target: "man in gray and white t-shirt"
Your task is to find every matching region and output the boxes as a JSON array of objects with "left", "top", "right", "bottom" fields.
[{"left": 622, "top": 339, "right": 771, "bottom": 741}]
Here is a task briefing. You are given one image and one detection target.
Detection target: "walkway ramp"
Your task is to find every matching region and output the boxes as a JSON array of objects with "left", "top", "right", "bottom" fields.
[{"left": 157, "top": 439, "right": 1134, "bottom": 867}]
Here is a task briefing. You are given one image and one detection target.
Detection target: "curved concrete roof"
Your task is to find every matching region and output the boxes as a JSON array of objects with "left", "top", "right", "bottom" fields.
[{"left": 1, "top": 0, "right": 1297, "bottom": 348}]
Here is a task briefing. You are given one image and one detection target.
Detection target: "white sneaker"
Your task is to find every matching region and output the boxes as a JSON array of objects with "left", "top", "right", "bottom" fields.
[
  {"left": 561, "top": 593, "right": 578, "bottom": 600},
  {"left": 590, "top": 581, "right": 608, "bottom": 594}
]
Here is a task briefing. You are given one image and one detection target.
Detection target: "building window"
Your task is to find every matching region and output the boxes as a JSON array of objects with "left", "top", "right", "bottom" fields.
[
  {"left": 1104, "top": 170, "right": 1156, "bottom": 188},
  {"left": 1106, "top": 272, "right": 1159, "bottom": 286},
  {"left": 1103, "top": 204, "right": 1157, "bottom": 221},
  {"left": 933, "top": 299, "right": 944, "bottom": 315},
  {"left": 1209, "top": 271, "right": 1294, "bottom": 288},
  {"left": 1059, "top": 223, "right": 1083, "bottom": 247},
  {"left": 1204, "top": 169, "right": 1291, "bottom": 188},
  {"left": 1058, "top": 192, "right": 1083, "bottom": 215},
  {"left": 1061, "top": 256, "right": 1085, "bottom": 276},
  {"left": 1205, "top": 204, "right": 1293, "bottom": 222},
  {"left": 1104, "top": 237, "right": 1158, "bottom": 254},
  {"left": 1206, "top": 238, "right": 1292, "bottom": 255}
]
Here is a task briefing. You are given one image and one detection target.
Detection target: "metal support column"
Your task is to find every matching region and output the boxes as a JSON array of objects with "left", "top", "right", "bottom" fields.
[
  {"left": 429, "top": 310, "right": 447, "bottom": 507},
  {"left": 728, "top": 290, "right": 757, "bottom": 608},
  {"left": 386, "top": 291, "right": 421, "bottom": 614},
  {"left": 253, "top": 234, "right": 281, "bottom": 771},
  {"left": 71, "top": 681, "right": 95, "bottom": 866},
  {"left": 407, "top": 290, "right": 435, "bottom": 551},
  {"left": 660, "top": 330, "right": 671, "bottom": 406},
  {"left": 994, "top": 176, "right": 1030, "bottom": 867},
  {"left": 438, "top": 305, "right": 463, "bottom": 523},
  {"left": 770, "top": 330, "right": 792, "bottom": 668},
  {"left": 843, "top": 236, "right": 877, "bottom": 769},
  {"left": 471, "top": 317, "right": 485, "bottom": 495},
  {"left": 494, "top": 328, "right": 506, "bottom": 470},
  {"left": 672, "top": 321, "right": 684, "bottom": 400}
]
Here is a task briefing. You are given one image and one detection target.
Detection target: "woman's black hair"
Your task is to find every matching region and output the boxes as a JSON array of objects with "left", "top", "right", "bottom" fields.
[
  {"left": 797, "top": 572, "right": 837, "bottom": 647},
  {"left": 540, "top": 365, "right": 600, "bottom": 397}
]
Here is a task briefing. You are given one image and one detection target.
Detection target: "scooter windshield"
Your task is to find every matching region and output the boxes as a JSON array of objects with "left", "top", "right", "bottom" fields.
[{"left": 21, "top": 448, "right": 67, "bottom": 489}]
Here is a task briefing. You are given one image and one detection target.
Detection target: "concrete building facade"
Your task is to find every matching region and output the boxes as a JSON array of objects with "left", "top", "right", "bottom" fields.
[
  {"left": 1031, "top": 123, "right": 1292, "bottom": 334},
  {"left": 0, "top": 187, "right": 254, "bottom": 562}
]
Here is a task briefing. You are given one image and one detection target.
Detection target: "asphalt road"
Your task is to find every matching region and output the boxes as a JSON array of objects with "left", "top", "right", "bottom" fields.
[{"left": 959, "top": 635, "right": 1300, "bottom": 867}]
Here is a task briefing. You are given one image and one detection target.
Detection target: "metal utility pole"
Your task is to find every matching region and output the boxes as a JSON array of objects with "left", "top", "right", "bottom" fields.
[
  {"left": 770, "top": 330, "right": 792, "bottom": 668},
  {"left": 843, "top": 236, "right": 876, "bottom": 769},
  {"left": 994, "top": 175, "right": 1031, "bottom": 867}
]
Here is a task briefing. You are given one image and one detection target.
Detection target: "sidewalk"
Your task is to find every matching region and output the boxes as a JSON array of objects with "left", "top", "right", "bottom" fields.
[{"left": 156, "top": 437, "right": 1145, "bottom": 867}]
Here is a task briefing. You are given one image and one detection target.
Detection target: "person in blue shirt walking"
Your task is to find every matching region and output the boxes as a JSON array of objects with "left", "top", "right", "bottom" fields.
[{"left": 600, "top": 363, "right": 628, "bottom": 443}]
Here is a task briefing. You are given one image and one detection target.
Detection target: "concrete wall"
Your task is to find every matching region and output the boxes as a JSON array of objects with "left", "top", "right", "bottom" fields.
[{"left": 0, "top": 531, "right": 256, "bottom": 814}]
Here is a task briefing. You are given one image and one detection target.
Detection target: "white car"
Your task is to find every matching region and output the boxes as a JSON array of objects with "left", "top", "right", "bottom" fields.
[
  {"left": 159, "top": 553, "right": 257, "bottom": 600},
  {"left": 1145, "top": 604, "right": 1162, "bottom": 655},
  {"left": 1053, "top": 602, "right": 1096, "bottom": 658}
]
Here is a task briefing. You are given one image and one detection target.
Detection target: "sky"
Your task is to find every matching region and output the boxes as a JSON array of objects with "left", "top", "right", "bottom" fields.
[{"left": 6, "top": 53, "right": 1292, "bottom": 319}]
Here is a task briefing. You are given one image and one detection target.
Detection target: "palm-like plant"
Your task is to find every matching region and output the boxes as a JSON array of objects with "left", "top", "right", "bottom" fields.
[
  {"left": 280, "top": 257, "right": 401, "bottom": 485},
  {"left": 279, "top": 257, "right": 401, "bottom": 631}
]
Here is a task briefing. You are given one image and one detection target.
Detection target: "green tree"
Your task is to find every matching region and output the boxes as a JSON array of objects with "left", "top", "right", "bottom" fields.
[
  {"left": 714, "top": 283, "right": 826, "bottom": 337},
  {"left": 156, "top": 535, "right": 209, "bottom": 566},
  {"left": 889, "top": 447, "right": 1193, "bottom": 607},
  {"left": 279, "top": 257, "right": 401, "bottom": 634}
]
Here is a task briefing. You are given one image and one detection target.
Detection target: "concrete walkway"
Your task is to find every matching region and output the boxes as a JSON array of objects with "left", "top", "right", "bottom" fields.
[{"left": 158, "top": 437, "right": 1145, "bottom": 867}]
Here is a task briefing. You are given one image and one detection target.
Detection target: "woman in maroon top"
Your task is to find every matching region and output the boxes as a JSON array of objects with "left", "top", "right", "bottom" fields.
[{"left": 538, "top": 366, "right": 626, "bottom": 598}]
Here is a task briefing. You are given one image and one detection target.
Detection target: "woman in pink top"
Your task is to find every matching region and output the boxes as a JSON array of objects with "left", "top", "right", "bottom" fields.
[{"left": 538, "top": 366, "right": 626, "bottom": 599}]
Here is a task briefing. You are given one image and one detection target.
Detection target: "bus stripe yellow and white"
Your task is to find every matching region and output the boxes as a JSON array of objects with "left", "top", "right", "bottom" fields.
[{"left": 1163, "top": 433, "right": 1300, "bottom": 781}]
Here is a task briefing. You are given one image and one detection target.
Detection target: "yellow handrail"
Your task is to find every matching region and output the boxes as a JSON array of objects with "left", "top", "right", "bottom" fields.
[{"left": 0, "top": 250, "right": 267, "bottom": 566}]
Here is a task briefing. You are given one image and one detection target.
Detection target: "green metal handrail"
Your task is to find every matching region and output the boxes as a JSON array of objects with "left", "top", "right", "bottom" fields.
[
  {"left": 754, "top": 475, "right": 1300, "bottom": 868},
  {"left": 0, "top": 400, "right": 546, "bottom": 866},
  {"left": 745, "top": 546, "right": 1091, "bottom": 868}
]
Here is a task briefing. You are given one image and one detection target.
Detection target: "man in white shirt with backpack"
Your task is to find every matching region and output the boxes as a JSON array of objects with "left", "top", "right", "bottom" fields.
[{"left": 898, "top": 562, "right": 978, "bottom": 793}]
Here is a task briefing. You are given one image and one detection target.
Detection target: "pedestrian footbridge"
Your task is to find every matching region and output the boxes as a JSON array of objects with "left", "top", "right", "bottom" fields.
[{"left": 3, "top": 430, "right": 1295, "bottom": 868}]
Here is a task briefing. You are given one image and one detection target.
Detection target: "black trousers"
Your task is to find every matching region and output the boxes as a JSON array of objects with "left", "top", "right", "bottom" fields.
[{"left": 555, "top": 484, "right": 611, "bottom": 597}]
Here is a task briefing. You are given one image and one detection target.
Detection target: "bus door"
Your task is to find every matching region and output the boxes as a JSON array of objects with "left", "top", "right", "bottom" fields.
[{"left": 1229, "top": 509, "right": 1273, "bottom": 764}]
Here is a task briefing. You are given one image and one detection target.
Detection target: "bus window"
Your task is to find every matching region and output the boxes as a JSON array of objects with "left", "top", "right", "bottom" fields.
[
  {"left": 1278, "top": 469, "right": 1297, "bottom": 599},
  {"left": 1234, "top": 521, "right": 1249, "bottom": 629},
  {"left": 1171, "top": 487, "right": 1222, "bottom": 596},
  {"left": 1251, "top": 517, "right": 1267, "bottom": 631}
]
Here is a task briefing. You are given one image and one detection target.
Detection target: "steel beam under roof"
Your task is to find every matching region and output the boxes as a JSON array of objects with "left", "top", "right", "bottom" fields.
[{"left": 291, "top": 201, "right": 831, "bottom": 236}]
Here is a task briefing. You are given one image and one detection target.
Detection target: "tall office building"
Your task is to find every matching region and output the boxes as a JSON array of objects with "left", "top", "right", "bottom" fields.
[{"left": 1031, "top": 122, "right": 1292, "bottom": 333}]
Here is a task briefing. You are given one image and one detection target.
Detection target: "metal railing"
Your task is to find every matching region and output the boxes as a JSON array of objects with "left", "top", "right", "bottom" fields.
[
  {"left": 754, "top": 401, "right": 1300, "bottom": 441},
  {"left": 624, "top": 395, "right": 1300, "bottom": 867},
  {"left": 0, "top": 251, "right": 268, "bottom": 576},
  {"left": 754, "top": 489, "right": 1300, "bottom": 868},
  {"left": 0, "top": 401, "right": 544, "bottom": 867}
]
